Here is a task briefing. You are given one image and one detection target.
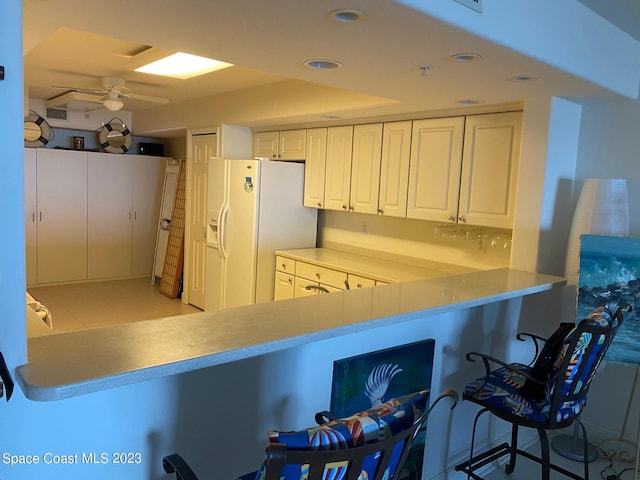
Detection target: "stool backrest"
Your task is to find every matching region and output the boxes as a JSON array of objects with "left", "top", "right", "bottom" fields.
[
  {"left": 546, "top": 303, "right": 627, "bottom": 426},
  {"left": 258, "top": 390, "right": 457, "bottom": 480}
]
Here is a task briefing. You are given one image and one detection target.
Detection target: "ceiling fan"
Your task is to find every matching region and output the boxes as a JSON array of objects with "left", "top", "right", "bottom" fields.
[{"left": 47, "top": 76, "right": 169, "bottom": 112}]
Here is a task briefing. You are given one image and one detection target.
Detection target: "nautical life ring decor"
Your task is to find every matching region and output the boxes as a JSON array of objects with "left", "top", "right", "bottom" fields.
[
  {"left": 98, "top": 120, "right": 132, "bottom": 154},
  {"left": 24, "top": 112, "right": 53, "bottom": 148}
]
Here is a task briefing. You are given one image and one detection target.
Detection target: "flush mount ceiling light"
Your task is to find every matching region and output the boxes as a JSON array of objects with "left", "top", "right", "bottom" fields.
[
  {"left": 304, "top": 59, "right": 343, "bottom": 70},
  {"left": 327, "top": 8, "right": 367, "bottom": 23},
  {"left": 450, "top": 52, "right": 482, "bottom": 62},
  {"left": 512, "top": 74, "right": 540, "bottom": 82},
  {"left": 135, "top": 52, "right": 233, "bottom": 79}
]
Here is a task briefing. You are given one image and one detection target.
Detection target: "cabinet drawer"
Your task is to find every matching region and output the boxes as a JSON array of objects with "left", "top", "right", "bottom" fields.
[
  {"left": 275, "top": 255, "right": 296, "bottom": 274},
  {"left": 296, "top": 262, "right": 347, "bottom": 289},
  {"left": 348, "top": 274, "right": 376, "bottom": 289},
  {"left": 274, "top": 271, "right": 295, "bottom": 300}
]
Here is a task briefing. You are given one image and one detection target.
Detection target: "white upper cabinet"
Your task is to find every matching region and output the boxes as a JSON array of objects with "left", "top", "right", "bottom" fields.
[
  {"left": 303, "top": 128, "right": 328, "bottom": 208},
  {"left": 458, "top": 111, "right": 522, "bottom": 229},
  {"left": 407, "top": 116, "right": 465, "bottom": 222},
  {"left": 323, "top": 126, "right": 354, "bottom": 212},
  {"left": 254, "top": 129, "right": 306, "bottom": 160},
  {"left": 349, "top": 123, "right": 383, "bottom": 215},
  {"left": 378, "top": 121, "right": 412, "bottom": 217}
]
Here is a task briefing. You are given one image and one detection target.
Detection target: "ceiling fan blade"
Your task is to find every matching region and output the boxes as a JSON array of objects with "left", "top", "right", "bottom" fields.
[
  {"left": 51, "top": 85, "right": 107, "bottom": 95},
  {"left": 123, "top": 92, "right": 169, "bottom": 104}
]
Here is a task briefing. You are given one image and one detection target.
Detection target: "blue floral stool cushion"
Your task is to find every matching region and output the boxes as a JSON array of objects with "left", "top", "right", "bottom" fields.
[
  {"left": 247, "top": 390, "right": 430, "bottom": 480},
  {"left": 463, "top": 302, "right": 621, "bottom": 425}
]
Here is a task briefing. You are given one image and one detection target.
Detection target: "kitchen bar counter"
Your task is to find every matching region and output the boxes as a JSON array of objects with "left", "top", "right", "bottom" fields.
[{"left": 17, "top": 268, "right": 565, "bottom": 401}]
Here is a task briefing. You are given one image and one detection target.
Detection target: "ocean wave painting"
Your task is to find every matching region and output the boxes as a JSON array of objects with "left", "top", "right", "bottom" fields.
[{"left": 578, "top": 234, "right": 640, "bottom": 365}]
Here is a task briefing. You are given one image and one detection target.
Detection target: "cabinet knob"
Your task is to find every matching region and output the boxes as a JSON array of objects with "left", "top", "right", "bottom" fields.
[
  {"left": 348, "top": 206, "right": 354, "bottom": 211},
  {"left": 377, "top": 209, "right": 384, "bottom": 215},
  {"left": 272, "top": 154, "right": 277, "bottom": 159},
  {"left": 448, "top": 215, "right": 456, "bottom": 222},
  {"left": 458, "top": 216, "right": 467, "bottom": 223},
  {"left": 317, "top": 202, "right": 322, "bottom": 208},
  {"left": 281, "top": 263, "right": 286, "bottom": 270},
  {"left": 342, "top": 205, "right": 348, "bottom": 210},
  {"left": 315, "top": 272, "right": 321, "bottom": 279}
]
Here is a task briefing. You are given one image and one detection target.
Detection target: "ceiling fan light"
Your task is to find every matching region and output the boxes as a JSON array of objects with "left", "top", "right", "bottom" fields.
[{"left": 103, "top": 93, "right": 124, "bottom": 112}]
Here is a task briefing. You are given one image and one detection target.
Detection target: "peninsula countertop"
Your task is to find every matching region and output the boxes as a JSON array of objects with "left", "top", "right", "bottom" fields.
[{"left": 17, "top": 268, "right": 565, "bottom": 401}]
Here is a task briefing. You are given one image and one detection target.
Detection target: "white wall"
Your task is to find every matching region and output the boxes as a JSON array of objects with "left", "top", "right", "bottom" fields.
[{"left": 567, "top": 98, "right": 640, "bottom": 446}]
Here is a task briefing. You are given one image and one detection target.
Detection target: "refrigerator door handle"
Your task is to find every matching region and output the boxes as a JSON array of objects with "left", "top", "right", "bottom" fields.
[{"left": 219, "top": 203, "right": 229, "bottom": 259}]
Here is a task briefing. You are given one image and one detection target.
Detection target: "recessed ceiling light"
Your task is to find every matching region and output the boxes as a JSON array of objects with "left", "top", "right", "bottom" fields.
[
  {"left": 450, "top": 53, "right": 482, "bottom": 62},
  {"left": 327, "top": 8, "right": 367, "bottom": 23},
  {"left": 512, "top": 74, "right": 540, "bottom": 82},
  {"left": 457, "top": 99, "right": 485, "bottom": 105},
  {"left": 304, "top": 59, "right": 343, "bottom": 70},
  {"left": 135, "top": 52, "right": 233, "bottom": 79}
]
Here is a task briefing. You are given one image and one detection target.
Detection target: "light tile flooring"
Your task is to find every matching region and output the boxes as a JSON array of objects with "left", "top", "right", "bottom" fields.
[
  {"left": 28, "top": 277, "right": 201, "bottom": 332},
  {"left": 477, "top": 437, "right": 636, "bottom": 480}
]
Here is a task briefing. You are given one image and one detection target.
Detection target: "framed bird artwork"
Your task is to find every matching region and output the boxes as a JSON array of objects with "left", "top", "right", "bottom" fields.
[{"left": 329, "top": 339, "right": 435, "bottom": 480}]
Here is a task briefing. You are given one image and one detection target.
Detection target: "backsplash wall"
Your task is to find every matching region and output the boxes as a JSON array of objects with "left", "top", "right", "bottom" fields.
[{"left": 318, "top": 210, "right": 512, "bottom": 270}]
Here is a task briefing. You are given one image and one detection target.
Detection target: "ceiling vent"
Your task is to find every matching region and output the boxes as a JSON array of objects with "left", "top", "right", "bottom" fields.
[{"left": 46, "top": 107, "right": 68, "bottom": 121}]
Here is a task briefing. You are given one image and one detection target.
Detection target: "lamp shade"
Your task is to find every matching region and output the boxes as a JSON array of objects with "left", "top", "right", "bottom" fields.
[{"left": 565, "top": 178, "right": 629, "bottom": 283}]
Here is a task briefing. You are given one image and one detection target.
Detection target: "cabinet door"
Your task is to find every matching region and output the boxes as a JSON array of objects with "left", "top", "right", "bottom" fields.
[
  {"left": 407, "top": 117, "right": 465, "bottom": 222},
  {"left": 323, "top": 126, "right": 354, "bottom": 212},
  {"left": 24, "top": 149, "right": 38, "bottom": 285},
  {"left": 254, "top": 131, "right": 279, "bottom": 159},
  {"left": 303, "top": 128, "right": 327, "bottom": 208},
  {"left": 87, "top": 153, "right": 133, "bottom": 279},
  {"left": 36, "top": 149, "right": 88, "bottom": 284},
  {"left": 459, "top": 112, "right": 522, "bottom": 228},
  {"left": 279, "top": 129, "right": 306, "bottom": 160},
  {"left": 132, "top": 156, "right": 165, "bottom": 275},
  {"left": 379, "top": 121, "right": 412, "bottom": 217},
  {"left": 274, "top": 271, "right": 295, "bottom": 300},
  {"left": 294, "top": 277, "right": 319, "bottom": 297},
  {"left": 350, "top": 123, "right": 382, "bottom": 214}
]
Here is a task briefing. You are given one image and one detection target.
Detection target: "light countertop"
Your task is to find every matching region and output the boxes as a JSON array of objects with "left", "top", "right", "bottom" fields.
[
  {"left": 17, "top": 268, "right": 565, "bottom": 401},
  {"left": 276, "top": 247, "right": 476, "bottom": 283}
]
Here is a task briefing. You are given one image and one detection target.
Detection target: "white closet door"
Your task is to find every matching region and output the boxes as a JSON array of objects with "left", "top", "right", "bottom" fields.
[
  {"left": 189, "top": 133, "right": 217, "bottom": 309},
  {"left": 87, "top": 152, "right": 132, "bottom": 279},
  {"left": 132, "top": 156, "right": 165, "bottom": 276},
  {"left": 24, "top": 149, "right": 38, "bottom": 285},
  {"left": 36, "top": 149, "right": 88, "bottom": 284}
]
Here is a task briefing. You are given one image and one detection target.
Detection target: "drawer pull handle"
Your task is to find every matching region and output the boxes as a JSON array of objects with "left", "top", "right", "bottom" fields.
[
  {"left": 315, "top": 273, "right": 321, "bottom": 279},
  {"left": 306, "top": 285, "right": 330, "bottom": 294}
]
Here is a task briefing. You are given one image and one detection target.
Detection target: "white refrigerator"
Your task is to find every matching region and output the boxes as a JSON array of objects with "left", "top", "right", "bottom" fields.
[{"left": 204, "top": 158, "right": 317, "bottom": 311}]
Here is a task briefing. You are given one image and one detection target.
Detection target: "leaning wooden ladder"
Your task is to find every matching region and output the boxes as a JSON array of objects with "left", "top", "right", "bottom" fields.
[{"left": 159, "top": 159, "right": 186, "bottom": 299}]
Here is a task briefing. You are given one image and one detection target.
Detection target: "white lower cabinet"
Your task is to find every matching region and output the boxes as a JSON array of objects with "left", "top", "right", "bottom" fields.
[
  {"left": 274, "top": 255, "right": 384, "bottom": 300},
  {"left": 347, "top": 274, "right": 376, "bottom": 289},
  {"left": 274, "top": 271, "right": 295, "bottom": 300}
]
